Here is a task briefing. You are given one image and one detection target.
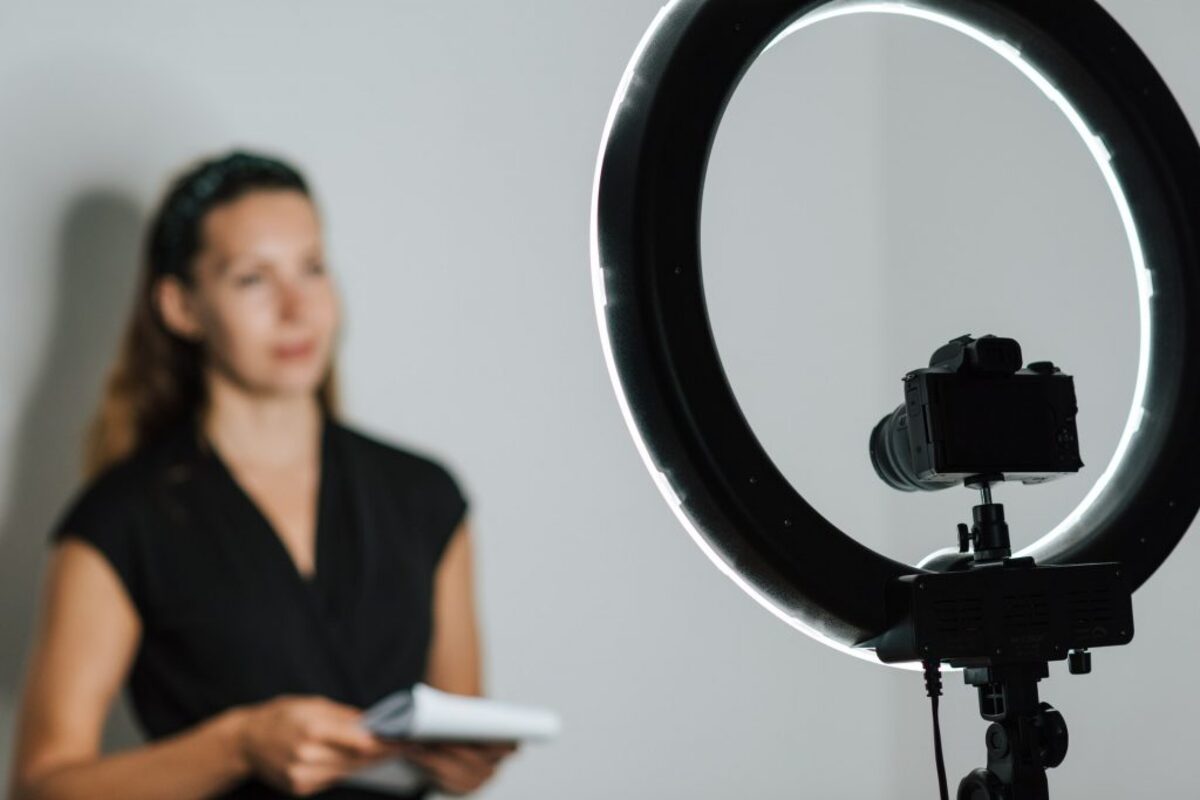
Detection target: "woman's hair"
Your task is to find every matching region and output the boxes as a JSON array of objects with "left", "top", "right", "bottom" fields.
[{"left": 83, "top": 150, "right": 340, "bottom": 478}]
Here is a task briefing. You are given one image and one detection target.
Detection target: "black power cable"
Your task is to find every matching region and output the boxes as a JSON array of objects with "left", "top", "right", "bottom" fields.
[{"left": 923, "top": 660, "right": 950, "bottom": 800}]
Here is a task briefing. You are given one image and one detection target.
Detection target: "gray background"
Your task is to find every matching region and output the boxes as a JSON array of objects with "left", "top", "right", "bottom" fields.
[{"left": 0, "top": 1, "right": 1197, "bottom": 797}]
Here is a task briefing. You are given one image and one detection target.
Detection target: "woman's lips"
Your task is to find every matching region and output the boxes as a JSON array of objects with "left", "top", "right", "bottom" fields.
[{"left": 273, "top": 340, "right": 316, "bottom": 360}]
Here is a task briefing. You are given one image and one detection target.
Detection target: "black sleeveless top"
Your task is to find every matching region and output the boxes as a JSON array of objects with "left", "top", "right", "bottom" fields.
[{"left": 48, "top": 413, "right": 469, "bottom": 799}]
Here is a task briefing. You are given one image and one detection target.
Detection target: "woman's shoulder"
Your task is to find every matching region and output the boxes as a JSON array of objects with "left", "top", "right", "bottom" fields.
[
  {"left": 53, "top": 421, "right": 197, "bottom": 539},
  {"left": 333, "top": 419, "right": 472, "bottom": 532},
  {"left": 331, "top": 418, "right": 463, "bottom": 482},
  {"left": 47, "top": 426, "right": 197, "bottom": 610}
]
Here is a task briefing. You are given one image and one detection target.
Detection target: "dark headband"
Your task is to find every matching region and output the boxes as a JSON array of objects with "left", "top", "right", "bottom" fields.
[{"left": 151, "top": 151, "right": 309, "bottom": 281}]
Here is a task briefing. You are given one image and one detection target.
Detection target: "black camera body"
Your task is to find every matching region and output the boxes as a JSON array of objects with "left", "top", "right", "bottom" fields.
[{"left": 871, "top": 334, "right": 1084, "bottom": 492}]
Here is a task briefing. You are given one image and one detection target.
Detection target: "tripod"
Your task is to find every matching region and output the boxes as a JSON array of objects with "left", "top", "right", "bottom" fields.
[
  {"left": 950, "top": 477, "right": 1091, "bottom": 800},
  {"left": 955, "top": 661, "right": 1071, "bottom": 800},
  {"left": 866, "top": 475, "right": 1130, "bottom": 799}
]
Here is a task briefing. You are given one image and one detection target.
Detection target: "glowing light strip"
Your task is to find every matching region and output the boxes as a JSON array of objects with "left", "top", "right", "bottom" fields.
[
  {"left": 591, "top": 0, "right": 900, "bottom": 669},
  {"left": 591, "top": 0, "right": 1152, "bottom": 670}
]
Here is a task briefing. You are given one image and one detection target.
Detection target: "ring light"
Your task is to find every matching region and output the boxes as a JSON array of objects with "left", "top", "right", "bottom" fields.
[{"left": 589, "top": 0, "right": 1200, "bottom": 667}]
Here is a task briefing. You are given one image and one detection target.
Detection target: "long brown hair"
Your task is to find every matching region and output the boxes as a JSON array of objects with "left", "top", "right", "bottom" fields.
[{"left": 83, "top": 151, "right": 339, "bottom": 478}]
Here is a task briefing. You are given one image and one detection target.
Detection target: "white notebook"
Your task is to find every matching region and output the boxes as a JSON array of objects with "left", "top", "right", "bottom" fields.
[
  {"left": 360, "top": 682, "right": 562, "bottom": 742},
  {"left": 339, "top": 683, "right": 562, "bottom": 795}
]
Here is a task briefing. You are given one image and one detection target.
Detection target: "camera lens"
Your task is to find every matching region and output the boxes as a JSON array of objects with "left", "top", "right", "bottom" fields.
[
  {"left": 870, "top": 406, "right": 919, "bottom": 491},
  {"left": 869, "top": 405, "right": 957, "bottom": 492}
]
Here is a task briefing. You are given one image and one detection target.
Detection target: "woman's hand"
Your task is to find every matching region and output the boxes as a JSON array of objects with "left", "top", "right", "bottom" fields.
[
  {"left": 235, "top": 694, "right": 407, "bottom": 796},
  {"left": 393, "top": 740, "right": 520, "bottom": 796}
]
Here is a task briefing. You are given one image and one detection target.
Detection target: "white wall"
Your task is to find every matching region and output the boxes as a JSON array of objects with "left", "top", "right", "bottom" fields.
[{"left": 1, "top": 1, "right": 1197, "bottom": 797}]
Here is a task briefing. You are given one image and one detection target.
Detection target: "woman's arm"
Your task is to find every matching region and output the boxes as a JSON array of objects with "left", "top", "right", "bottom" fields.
[
  {"left": 408, "top": 518, "right": 519, "bottom": 796},
  {"left": 424, "top": 518, "right": 483, "bottom": 696},
  {"left": 8, "top": 539, "right": 253, "bottom": 800},
  {"left": 10, "top": 540, "right": 406, "bottom": 800}
]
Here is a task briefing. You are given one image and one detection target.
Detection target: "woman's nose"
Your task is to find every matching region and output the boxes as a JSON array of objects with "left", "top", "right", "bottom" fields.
[{"left": 277, "top": 276, "right": 307, "bottom": 320}]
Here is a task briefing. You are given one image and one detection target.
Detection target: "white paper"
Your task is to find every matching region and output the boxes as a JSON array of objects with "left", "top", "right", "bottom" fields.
[
  {"left": 362, "top": 682, "right": 562, "bottom": 742},
  {"left": 338, "top": 684, "right": 562, "bottom": 796}
]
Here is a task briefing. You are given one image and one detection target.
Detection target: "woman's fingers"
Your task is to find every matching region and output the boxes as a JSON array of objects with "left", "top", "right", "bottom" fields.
[
  {"left": 306, "top": 704, "right": 393, "bottom": 757},
  {"left": 406, "top": 740, "right": 518, "bottom": 765},
  {"left": 245, "top": 695, "right": 416, "bottom": 794},
  {"left": 292, "top": 741, "right": 360, "bottom": 767},
  {"left": 291, "top": 740, "right": 404, "bottom": 769},
  {"left": 433, "top": 744, "right": 493, "bottom": 771},
  {"left": 405, "top": 746, "right": 493, "bottom": 794},
  {"left": 281, "top": 760, "right": 363, "bottom": 797},
  {"left": 399, "top": 742, "right": 521, "bottom": 795},
  {"left": 469, "top": 741, "right": 520, "bottom": 763}
]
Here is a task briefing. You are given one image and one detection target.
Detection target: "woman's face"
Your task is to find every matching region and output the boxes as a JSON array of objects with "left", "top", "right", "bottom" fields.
[{"left": 159, "top": 188, "right": 340, "bottom": 401}]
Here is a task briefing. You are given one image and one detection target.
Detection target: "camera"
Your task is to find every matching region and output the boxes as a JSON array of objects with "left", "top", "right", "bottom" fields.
[{"left": 870, "top": 334, "right": 1084, "bottom": 492}]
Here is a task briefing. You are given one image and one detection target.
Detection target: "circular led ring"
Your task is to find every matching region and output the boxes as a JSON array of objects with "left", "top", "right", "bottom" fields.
[{"left": 590, "top": 0, "right": 1200, "bottom": 664}]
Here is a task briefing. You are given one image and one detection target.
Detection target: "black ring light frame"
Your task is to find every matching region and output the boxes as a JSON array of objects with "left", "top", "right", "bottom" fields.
[{"left": 590, "top": 0, "right": 1200, "bottom": 666}]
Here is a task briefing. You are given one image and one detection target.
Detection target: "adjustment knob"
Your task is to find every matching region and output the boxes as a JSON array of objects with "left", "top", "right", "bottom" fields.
[
  {"left": 1036, "top": 703, "right": 1069, "bottom": 768},
  {"left": 1027, "top": 361, "right": 1060, "bottom": 374}
]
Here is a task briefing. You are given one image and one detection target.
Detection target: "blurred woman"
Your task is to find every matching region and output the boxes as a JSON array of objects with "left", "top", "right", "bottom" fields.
[{"left": 9, "top": 151, "right": 516, "bottom": 799}]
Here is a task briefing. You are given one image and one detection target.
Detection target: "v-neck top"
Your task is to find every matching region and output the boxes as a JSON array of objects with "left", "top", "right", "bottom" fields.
[
  {"left": 205, "top": 418, "right": 352, "bottom": 621},
  {"left": 48, "top": 412, "right": 469, "bottom": 799}
]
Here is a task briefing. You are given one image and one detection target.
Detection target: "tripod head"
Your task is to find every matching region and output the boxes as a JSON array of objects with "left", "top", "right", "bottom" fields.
[{"left": 864, "top": 471, "right": 1132, "bottom": 799}]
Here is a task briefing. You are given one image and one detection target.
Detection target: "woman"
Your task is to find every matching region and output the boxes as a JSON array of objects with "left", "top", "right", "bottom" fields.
[{"left": 8, "top": 151, "right": 517, "bottom": 798}]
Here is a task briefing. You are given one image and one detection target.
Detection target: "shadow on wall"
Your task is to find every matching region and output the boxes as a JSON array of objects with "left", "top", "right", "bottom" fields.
[{"left": 0, "top": 190, "right": 146, "bottom": 754}]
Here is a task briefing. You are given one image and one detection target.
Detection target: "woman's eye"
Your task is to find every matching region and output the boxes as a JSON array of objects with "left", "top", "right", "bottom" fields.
[
  {"left": 233, "top": 272, "right": 263, "bottom": 287},
  {"left": 307, "top": 261, "right": 327, "bottom": 276}
]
